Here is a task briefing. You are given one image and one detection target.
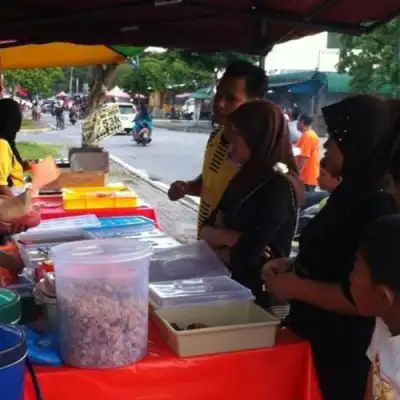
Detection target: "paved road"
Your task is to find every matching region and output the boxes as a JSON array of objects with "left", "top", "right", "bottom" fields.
[
  {"left": 21, "top": 115, "right": 209, "bottom": 183},
  {"left": 20, "top": 114, "right": 326, "bottom": 185}
]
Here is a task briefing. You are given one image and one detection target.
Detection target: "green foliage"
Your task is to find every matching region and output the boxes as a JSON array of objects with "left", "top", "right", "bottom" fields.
[
  {"left": 168, "top": 50, "right": 259, "bottom": 73},
  {"left": 4, "top": 68, "right": 64, "bottom": 98},
  {"left": 116, "top": 52, "right": 213, "bottom": 94},
  {"left": 337, "top": 18, "right": 400, "bottom": 97}
]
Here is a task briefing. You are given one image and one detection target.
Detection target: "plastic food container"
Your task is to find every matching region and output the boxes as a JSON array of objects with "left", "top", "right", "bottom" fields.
[
  {"left": 149, "top": 276, "right": 254, "bottom": 309},
  {"left": 0, "top": 288, "right": 21, "bottom": 325},
  {"left": 149, "top": 240, "right": 230, "bottom": 283},
  {"left": 33, "top": 281, "right": 57, "bottom": 333},
  {"left": 63, "top": 184, "right": 138, "bottom": 210},
  {"left": 153, "top": 301, "right": 280, "bottom": 357},
  {"left": 86, "top": 216, "right": 155, "bottom": 239},
  {"left": 22, "top": 214, "right": 101, "bottom": 233},
  {"left": 14, "top": 229, "right": 94, "bottom": 269},
  {"left": 52, "top": 238, "right": 153, "bottom": 368},
  {"left": 8, "top": 277, "right": 38, "bottom": 324}
]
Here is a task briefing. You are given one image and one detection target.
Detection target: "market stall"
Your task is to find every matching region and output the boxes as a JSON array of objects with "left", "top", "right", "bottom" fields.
[
  {"left": 0, "top": 159, "right": 319, "bottom": 400},
  {"left": 24, "top": 328, "right": 320, "bottom": 400},
  {"left": 0, "top": 2, "right": 398, "bottom": 400}
]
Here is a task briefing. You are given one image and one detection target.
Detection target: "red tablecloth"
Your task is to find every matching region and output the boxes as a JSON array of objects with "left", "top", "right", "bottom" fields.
[
  {"left": 24, "top": 325, "right": 321, "bottom": 400},
  {"left": 34, "top": 196, "right": 161, "bottom": 228}
]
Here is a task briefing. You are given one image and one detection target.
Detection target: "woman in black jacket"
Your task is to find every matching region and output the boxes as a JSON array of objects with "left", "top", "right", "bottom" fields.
[
  {"left": 264, "top": 95, "right": 400, "bottom": 399},
  {"left": 200, "top": 100, "right": 303, "bottom": 307}
]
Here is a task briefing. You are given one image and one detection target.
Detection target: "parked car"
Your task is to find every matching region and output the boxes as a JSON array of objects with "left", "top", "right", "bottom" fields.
[{"left": 114, "top": 102, "right": 137, "bottom": 134}]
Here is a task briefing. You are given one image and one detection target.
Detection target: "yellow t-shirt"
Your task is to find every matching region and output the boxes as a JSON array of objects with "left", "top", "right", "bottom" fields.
[
  {"left": 0, "top": 139, "right": 24, "bottom": 187},
  {"left": 198, "top": 127, "right": 240, "bottom": 231}
]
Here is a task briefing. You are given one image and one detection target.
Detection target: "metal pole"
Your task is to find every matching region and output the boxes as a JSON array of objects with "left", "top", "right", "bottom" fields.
[
  {"left": 395, "top": 36, "right": 400, "bottom": 98},
  {"left": 259, "top": 55, "right": 265, "bottom": 70},
  {"left": 69, "top": 66, "right": 74, "bottom": 95}
]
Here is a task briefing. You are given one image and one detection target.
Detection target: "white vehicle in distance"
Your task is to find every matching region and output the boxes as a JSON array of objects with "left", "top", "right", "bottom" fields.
[{"left": 114, "top": 102, "right": 137, "bottom": 134}]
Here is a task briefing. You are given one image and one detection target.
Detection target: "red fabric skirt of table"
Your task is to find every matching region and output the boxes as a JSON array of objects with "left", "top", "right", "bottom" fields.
[
  {"left": 24, "top": 325, "right": 321, "bottom": 400},
  {"left": 34, "top": 196, "right": 162, "bottom": 229}
]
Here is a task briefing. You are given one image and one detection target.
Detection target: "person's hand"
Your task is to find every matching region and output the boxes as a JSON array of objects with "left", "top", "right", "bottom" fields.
[
  {"left": 199, "top": 225, "right": 219, "bottom": 244},
  {"left": 262, "top": 258, "right": 292, "bottom": 279},
  {"left": 168, "top": 181, "right": 188, "bottom": 201},
  {"left": 23, "top": 160, "right": 36, "bottom": 172},
  {"left": 9, "top": 222, "right": 29, "bottom": 235},
  {"left": 0, "top": 252, "right": 24, "bottom": 276},
  {"left": 264, "top": 273, "right": 300, "bottom": 302}
]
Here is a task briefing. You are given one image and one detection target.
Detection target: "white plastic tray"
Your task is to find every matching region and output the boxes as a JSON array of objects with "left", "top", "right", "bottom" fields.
[{"left": 153, "top": 301, "right": 279, "bottom": 357}]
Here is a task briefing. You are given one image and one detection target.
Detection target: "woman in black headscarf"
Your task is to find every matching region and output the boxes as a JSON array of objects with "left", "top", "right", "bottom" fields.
[
  {"left": 200, "top": 100, "right": 303, "bottom": 306},
  {"left": 264, "top": 95, "right": 400, "bottom": 399},
  {"left": 0, "top": 98, "right": 26, "bottom": 197}
]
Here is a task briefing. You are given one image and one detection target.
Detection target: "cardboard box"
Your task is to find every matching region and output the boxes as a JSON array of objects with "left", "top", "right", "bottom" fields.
[{"left": 44, "top": 170, "right": 107, "bottom": 189}]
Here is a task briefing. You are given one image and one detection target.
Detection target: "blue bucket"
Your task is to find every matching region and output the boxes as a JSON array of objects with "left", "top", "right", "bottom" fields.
[{"left": 0, "top": 324, "right": 27, "bottom": 400}]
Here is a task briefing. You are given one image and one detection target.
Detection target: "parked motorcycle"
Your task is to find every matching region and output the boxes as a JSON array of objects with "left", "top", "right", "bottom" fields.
[
  {"left": 294, "top": 190, "right": 330, "bottom": 240},
  {"left": 166, "top": 109, "right": 181, "bottom": 120}
]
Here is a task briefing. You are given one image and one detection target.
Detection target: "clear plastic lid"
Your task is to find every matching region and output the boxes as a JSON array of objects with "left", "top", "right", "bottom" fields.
[
  {"left": 51, "top": 238, "right": 153, "bottom": 267},
  {"left": 26, "top": 214, "right": 101, "bottom": 232},
  {"left": 15, "top": 229, "right": 93, "bottom": 247},
  {"left": 149, "top": 276, "right": 254, "bottom": 308},
  {"left": 149, "top": 240, "right": 230, "bottom": 283}
]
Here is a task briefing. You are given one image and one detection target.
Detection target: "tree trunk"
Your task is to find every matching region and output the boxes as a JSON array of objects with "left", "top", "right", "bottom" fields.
[{"left": 81, "top": 64, "right": 117, "bottom": 147}]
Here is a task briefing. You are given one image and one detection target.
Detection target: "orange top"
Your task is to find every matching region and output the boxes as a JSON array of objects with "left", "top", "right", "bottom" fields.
[{"left": 296, "top": 129, "right": 320, "bottom": 186}]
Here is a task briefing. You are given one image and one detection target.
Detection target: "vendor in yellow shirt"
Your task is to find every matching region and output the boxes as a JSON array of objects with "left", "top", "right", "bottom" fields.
[
  {"left": 0, "top": 99, "right": 27, "bottom": 197},
  {"left": 167, "top": 60, "right": 269, "bottom": 231}
]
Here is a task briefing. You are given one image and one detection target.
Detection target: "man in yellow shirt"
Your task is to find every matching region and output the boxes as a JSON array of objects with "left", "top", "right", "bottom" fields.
[{"left": 168, "top": 60, "right": 268, "bottom": 229}]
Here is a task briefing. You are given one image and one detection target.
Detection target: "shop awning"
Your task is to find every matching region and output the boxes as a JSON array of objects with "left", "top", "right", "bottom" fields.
[
  {"left": 269, "top": 71, "right": 396, "bottom": 96},
  {"left": 0, "top": 43, "right": 143, "bottom": 70},
  {"left": 269, "top": 72, "right": 328, "bottom": 96},
  {"left": 0, "top": 1, "right": 397, "bottom": 54}
]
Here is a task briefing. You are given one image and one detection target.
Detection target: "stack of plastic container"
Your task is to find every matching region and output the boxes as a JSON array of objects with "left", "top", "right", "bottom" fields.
[{"left": 149, "top": 241, "right": 280, "bottom": 357}]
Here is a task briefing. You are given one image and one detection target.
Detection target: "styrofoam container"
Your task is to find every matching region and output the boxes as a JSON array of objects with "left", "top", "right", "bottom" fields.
[
  {"left": 153, "top": 301, "right": 279, "bottom": 357},
  {"left": 149, "top": 240, "right": 230, "bottom": 283},
  {"left": 149, "top": 276, "right": 254, "bottom": 309}
]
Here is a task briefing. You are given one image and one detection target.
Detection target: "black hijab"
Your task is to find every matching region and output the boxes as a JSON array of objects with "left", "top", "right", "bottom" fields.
[
  {"left": 220, "top": 100, "right": 303, "bottom": 211},
  {"left": 0, "top": 98, "right": 23, "bottom": 165},
  {"left": 300, "top": 95, "right": 400, "bottom": 255}
]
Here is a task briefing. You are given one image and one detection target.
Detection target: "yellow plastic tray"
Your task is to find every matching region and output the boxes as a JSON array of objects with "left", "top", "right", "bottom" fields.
[{"left": 63, "top": 184, "right": 138, "bottom": 210}]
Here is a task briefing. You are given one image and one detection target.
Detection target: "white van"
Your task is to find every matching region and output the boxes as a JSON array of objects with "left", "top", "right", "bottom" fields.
[{"left": 114, "top": 102, "right": 137, "bottom": 133}]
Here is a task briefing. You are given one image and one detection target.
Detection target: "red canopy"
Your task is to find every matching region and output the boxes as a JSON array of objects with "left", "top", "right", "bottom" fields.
[{"left": 0, "top": 1, "right": 397, "bottom": 53}]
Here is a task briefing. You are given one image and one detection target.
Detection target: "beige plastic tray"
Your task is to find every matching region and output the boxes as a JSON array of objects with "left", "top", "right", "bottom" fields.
[{"left": 153, "top": 301, "right": 279, "bottom": 357}]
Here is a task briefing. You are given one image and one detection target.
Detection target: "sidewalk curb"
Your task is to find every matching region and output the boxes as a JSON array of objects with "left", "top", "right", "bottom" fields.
[
  {"left": 153, "top": 122, "right": 210, "bottom": 134},
  {"left": 20, "top": 127, "right": 52, "bottom": 133},
  {"left": 109, "top": 154, "right": 200, "bottom": 213}
]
